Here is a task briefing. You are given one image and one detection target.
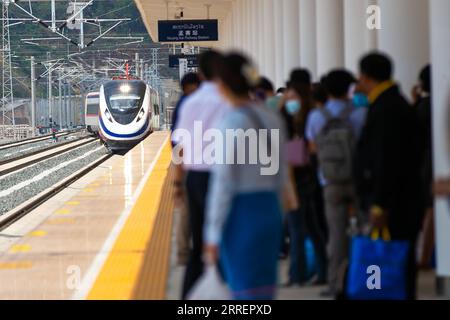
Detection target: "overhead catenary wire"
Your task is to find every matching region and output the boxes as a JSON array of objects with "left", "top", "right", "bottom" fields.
[{"left": 2, "top": 0, "right": 187, "bottom": 131}]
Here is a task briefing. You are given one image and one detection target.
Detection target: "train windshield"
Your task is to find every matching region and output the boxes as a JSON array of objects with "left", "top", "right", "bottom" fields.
[
  {"left": 109, "top": 94, "right": 141, "bottom": 111},
  {"left": 103, "top": 81, "right": 147, "bottom": 125}
]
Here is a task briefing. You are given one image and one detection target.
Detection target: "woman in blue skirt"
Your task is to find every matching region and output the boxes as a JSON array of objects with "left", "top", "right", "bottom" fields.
[{"left": 203, "top": 53, "right": 293, "bottom": 300}]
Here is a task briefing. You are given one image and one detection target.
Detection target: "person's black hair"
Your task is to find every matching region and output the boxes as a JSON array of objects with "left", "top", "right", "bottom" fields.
[
  {"left": 180, "top": 72, "right": 201, "bottom": 90},
  {"left": 289, "top": 68, "right": 311, "bottom": 86},
  {"left": 276, "top": 87, "right": 286, "bottom": 94},
  {"left": 218, "top": 52, "right": 254, "bottom": 96},
  {"left": 199, "top": 50, "right": 223, "bottom": 80},
  {"left": 419, "top": 64, "right": 431, "bottom": 93},
  {"left": 256, "top": 77, "right": 274, "bottom": 93},
  {"left": 324, "top": 69, "right": 356, "bottom": 98},
  {"left": 360, "top": 52, "right": 393, "bottom": 82},
  {"left": 312, "top": 82, "right": 329, "bottom": 105}
]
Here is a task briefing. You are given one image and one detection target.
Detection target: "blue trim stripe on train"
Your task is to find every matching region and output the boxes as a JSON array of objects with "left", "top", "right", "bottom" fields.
[{"left": 99, "top": 116, "right": 150, "bottom": 139}]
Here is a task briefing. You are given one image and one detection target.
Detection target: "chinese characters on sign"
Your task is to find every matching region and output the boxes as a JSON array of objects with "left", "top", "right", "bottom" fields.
[{"left": 158, "top": 20, "right": 219, "bottom": 42}]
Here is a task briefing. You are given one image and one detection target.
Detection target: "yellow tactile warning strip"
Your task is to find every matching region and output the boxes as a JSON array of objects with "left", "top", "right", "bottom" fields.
[
  {"left": 0, "top": 261, "right": 33, "bottom": 270},
  {"left": 87, "top": 139, "right": 173, "bottom": 300},
  {"left": 9, "top": 244, "right": 31, "bottom": 253},
  {"left": 132, "top": 165, "right": 175, "bottom": 299}
]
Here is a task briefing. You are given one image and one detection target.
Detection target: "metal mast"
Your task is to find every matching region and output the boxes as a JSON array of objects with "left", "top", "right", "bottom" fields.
[{"left": 1, "top": 0, "right": 14, "bottom": 125}]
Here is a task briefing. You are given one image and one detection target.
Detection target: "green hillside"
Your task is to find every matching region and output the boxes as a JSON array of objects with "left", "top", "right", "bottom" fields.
[{"left": 4, "top": 0, "right": 175, "bottom": 98}]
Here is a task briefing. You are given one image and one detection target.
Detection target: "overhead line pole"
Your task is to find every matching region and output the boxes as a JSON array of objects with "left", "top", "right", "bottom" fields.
[{"left": 30, "top": 56, "right": 36, "bottom": 135}]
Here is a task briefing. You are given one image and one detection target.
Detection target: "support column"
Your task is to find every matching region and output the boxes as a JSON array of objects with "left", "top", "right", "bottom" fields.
[
  {"left": 225, "top": 11, "right": 233, "bottom": 50},
  {"left": 135, "top": 53, "right": 140, "bottom": 78},
  {"left": 263, "top": 0, "right": 275, "bottom": 82},
  {"left": 377, "top": 0, "right": 429, "bottom": 96},
  {"left": 250, "top": 0, "right": 258, "bottom": 65},
  {"left": 316, "top": 0, "right": 345, "bottom": 77},
  {"left": 219, "top": 17, "right": 227, "bottom": 50},
  {"left": 430, "top": 0, "right": 450, "bottom": 287},
  {"left": 299, "top": 0, "right": 317, "bottom": 79},
  {"left": 273, "top": 0, "right": 285, "bottom": 88},
  {"left": 344, "top": 0, "right": 378, "bottom": 74},
  {"left": 58, "top": 72, "right": 62, "bottom": 128},
  {"left": 244, "top": 0, "right": 252, "bottom": 55},
  {"left": 237, "top": 0, "right": 247, "bottom": 52},
  {"left": 256, "top": 0, "right": 265, "bottom": 70},
  {"left": 30, "top": 56, "right": 36, "bottom": 135},
  {"left": 232, "top": 0, "right": 240, "bottom": 50},
  {"left": 67, "top": 83, "right": 72, "bottom": 127},
  {"left": 282, "top": 0, "right": 300, "bottom": 78},
  {"left": 47, "top": 57, "right": 53, "bottom": 126}
]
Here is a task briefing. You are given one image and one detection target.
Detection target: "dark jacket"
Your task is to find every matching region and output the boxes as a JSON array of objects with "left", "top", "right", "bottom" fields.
[
  {"left": 171, "top": 94, "right": 188, "bottom": 133},
  {"left": 355, "top": 85, "right": 424, "bottom": 240}
]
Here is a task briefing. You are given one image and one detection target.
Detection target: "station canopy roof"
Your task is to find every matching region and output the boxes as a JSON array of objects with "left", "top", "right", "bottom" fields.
[{"left": 134, "top": 0, "right": 233, "bottom": 47}]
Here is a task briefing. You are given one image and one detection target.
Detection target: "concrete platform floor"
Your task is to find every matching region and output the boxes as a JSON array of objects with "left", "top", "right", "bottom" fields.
[{"left": 167, "top": 208, "right": 443, "bottom": 300}]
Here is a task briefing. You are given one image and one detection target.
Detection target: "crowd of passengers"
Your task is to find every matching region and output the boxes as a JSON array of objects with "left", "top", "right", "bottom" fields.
[{"left": 170, "top": 49, "right": 435, "bottom": 300}]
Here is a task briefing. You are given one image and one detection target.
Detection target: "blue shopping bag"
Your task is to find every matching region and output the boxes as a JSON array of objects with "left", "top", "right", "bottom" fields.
[
  {"left": 305, "top": 237, "right": 316, "bottom": 279},
  {"left": 346, "top": 230, "right": 410, "bottom": 300}
]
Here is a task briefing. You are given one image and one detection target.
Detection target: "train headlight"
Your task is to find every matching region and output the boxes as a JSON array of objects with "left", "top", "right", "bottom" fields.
[
  {"left": 136, "top": 108, "right": 145, "bottom": 122},
  {"left": 104, "top": 109, "right": 114, "bottom": 123},
  {"left": 120, "top": 85, "right": 131, "bottom": 93}
]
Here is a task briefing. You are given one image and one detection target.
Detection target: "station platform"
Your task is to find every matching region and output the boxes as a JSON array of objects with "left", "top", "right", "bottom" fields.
[
  {"left": 0, "top": 131, "right": 441, "bottom": 300},
  {"left": 0, "top": 131, "right": 174, "bottom": 300}
]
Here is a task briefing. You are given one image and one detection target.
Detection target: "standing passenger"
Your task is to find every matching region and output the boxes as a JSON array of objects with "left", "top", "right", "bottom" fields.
[
  {"left": 203, "top": 53, "right": 290, "bottom": 300},
  {"left": 171, "top": 72, "right": 201, "bottom": 266},
  {"left": 310, "top": 82, "right": 329, "bottom": 244},
  {"left": 312, "top": 82, "right": 329, "bottom": 109},
  {"left": 355, "top": 52, "right": 424, "bottom": 299},
  {"left": 172, "top": 50, "right": 230, "bottom": 299},
  {"left": 254, "top": 77, "right": 275, "bottom": 101},
  {"left": 171, "top": 73, "right": 201, "bottom": 137},
  {"left": 280, "top": 69, "right": 327, "bottom": 286},
  {"left": 413, "top": 65, "right": 434, "bottom": 269},
  {"left": 306, "top": 70, "right": 362, "bottom": 297}
]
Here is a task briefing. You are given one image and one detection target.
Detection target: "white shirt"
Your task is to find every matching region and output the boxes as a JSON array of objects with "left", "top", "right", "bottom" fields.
[{"left": 172, "top": 81, "right": 231, "bottom": 172}]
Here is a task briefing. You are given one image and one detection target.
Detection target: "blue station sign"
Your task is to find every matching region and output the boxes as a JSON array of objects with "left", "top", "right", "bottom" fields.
[{"left": 158, "top": 19, "right": 219, "bottom": 42}]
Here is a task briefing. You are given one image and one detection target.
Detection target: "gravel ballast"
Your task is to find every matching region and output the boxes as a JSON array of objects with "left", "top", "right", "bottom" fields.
[
  {"left": 0, "top": 132, "right": 88, "bottom": 162},
  {"left": 0, "top": 140, "right": 109, "bottom": 214}
]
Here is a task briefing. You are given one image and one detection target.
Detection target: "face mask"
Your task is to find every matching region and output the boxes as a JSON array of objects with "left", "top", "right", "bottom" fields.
[
  {"left": 352, "top": 93, "right": 369, "bottom": 108},
  {"left": 266, "top": 96, "right": 281, "bottom": 111},
  {"left": 285, "top": 100, "right": 301, "bottom": 115}
]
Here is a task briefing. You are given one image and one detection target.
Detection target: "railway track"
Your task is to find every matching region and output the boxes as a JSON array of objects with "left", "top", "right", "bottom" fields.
[
  {"left": 0, "top": 139, "right": 111, "bottom": 231},
  {"left": 0, "top": 136, "right": 97, "bottom": 176},
  {"left": 0, "top": 129, "right": 83, "bottom": 151},
  {"left": 0, "top": 130, "right": 89, "bottom": 165}
]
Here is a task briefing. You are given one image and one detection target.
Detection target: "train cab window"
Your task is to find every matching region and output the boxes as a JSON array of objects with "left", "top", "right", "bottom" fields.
[
  {"left": 86, "top": 98, "right": 99, "bottom": 115},
  {"left": 103, "top": 80, "right": 147, "bottom": 125},
  {"left": 109, "top": 94, "right": 141, "bottom": 111},
  {"left": 104, "top": 81, "right": 146, "bottom": 114}
]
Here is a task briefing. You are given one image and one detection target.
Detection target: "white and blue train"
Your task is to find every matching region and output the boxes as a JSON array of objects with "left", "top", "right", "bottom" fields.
[
  {"left": 98, "top": 79, "right": 160, "bottom": 151},
  {"left": 85, "top": 92, "right": 100, "bottom": 134}
]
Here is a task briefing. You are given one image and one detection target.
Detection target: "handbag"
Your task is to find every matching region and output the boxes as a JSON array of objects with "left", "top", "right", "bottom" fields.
[
  {"left": 187, "top": 265, "right": 232, "bottom": 300},
  {"left": 286, "top": 136, "right": 310, "bottom": 167},
  {"left": 305, "top": 237, "right": 317, "bottom": 280},
  {"left": 346, "top": 227, "right": 410, "bottom": 300}
]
